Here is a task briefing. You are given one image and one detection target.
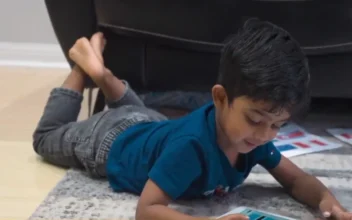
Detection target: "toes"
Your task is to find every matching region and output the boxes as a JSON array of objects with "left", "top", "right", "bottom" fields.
[
  {"left": 69, "top": 37, "right": 90, "bottom": 57},
  {"left": 93, "top": 32, "right": 103, "bottom": 40},
  {"left": 90, "top": 32, "right": 103, "bottom": 48},
  {"left": 75, "top": 37, "right": 90, "bottom": 49},
  {"left": 90, "top": 32, "right": 105, "bottom": 61},
  {"left": 68, "top": 47, "right": 78, "bottom": 61},
  {"left": 68, "top": 37, "right": 90, "bottom": 63}
]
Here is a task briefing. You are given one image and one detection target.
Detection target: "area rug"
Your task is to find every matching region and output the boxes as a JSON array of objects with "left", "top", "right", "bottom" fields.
[{"left": 29, "top": 116, "right": 352, "bottom": 220}]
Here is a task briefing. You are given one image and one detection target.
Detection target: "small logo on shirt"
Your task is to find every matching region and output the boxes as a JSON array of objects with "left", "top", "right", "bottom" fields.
[{"left": 203, "top": 185, "right": 230, "bottom": 197}]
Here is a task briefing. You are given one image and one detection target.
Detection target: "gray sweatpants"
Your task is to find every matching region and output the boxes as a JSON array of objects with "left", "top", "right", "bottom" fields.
[{"left": 32, "top": 81, "right": 167, "bottom": 177}]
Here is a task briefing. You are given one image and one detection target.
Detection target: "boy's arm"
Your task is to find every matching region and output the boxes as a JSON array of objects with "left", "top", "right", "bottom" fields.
[
  {"left": 135, "top": 136, "right": 207, "bottom": 220},
  {"left": 136, "top": 179, "right": 208, "bottom": 220},
  {"left": 136, "top": 179, "right": 248, "bottom": 220},
  {"left": 268, "top": 156, "right": 350, "bottom": 218},
  {"left": 135, "top": 136, "right": 248, "bottom": 220}
]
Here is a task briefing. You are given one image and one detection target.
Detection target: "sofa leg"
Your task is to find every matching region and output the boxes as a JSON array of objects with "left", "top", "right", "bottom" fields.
[
  {"left": 87, "top": 88, "right": 92, "bottom": 117},
  {"left": 93, "top": 89, "right": 106, "bottom": 114}
]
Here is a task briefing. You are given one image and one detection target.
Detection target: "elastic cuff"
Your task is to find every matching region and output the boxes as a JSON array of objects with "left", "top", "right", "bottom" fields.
[{"left": 105, "top": 80, "right": 132, "bottom": 106}]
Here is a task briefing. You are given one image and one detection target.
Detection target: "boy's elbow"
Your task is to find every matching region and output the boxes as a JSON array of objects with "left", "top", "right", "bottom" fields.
[
  {"left": 135, "top": 204, "right": 149, "bottom": 220},
  {"left": 136, "top": 203, "right": 164, "bottom": 220}
]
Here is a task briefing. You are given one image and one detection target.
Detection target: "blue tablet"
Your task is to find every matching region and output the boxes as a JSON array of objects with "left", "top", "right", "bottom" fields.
[{"left": 217, "top": 206, "right": 296, "bottom": 220}]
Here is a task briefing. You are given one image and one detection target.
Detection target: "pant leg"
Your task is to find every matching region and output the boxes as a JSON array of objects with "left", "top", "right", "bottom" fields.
[
  {"left": 33, "top": 82, "right": 165, "bottom": 175},
  {"left": 106, "top": 80, "right": 145, "bottom": 109},
  {"left": 32, "top": 88, "right": 105, "bottom": 168}
]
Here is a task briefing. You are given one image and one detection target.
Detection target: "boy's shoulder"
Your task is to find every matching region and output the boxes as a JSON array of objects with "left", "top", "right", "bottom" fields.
[
  {"left": 161, "top": 102, "right": 218, "bottom": 158},
  {"left": 169, "top": 102, "right": 216, "bottom": 142}
]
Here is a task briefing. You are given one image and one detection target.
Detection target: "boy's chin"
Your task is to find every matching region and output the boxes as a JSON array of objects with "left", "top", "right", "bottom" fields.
[
  {"left": 238, "top": 148, "right": 254, "bottom": 154},
  {"left": 237, "top": 143, "right": 258, "bottom": 154}
]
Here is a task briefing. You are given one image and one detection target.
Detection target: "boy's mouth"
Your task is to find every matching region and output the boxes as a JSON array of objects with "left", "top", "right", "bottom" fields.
[{"left": 244, "top": 140, "right": 257, "bottom": 148}]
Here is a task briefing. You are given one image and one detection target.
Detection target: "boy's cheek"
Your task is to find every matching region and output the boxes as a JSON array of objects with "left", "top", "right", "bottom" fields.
[{"left": 225, "top": 121, "right": 251, "bottom": 142}]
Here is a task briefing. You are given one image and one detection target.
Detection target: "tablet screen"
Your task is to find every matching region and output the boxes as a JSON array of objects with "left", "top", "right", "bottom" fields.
[{"left": 239, "top": 208, "right": 291, "bottom": 220}]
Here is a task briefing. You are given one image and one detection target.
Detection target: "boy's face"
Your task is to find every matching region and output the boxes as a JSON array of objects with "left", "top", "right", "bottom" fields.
[{"left": 212, "top": 85, "right": 290, "bottom": 153}]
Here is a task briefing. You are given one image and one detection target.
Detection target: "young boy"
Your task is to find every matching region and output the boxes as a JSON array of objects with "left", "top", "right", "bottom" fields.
[{"left": 33, "top": 18, "right": 351, "bottom": 220}]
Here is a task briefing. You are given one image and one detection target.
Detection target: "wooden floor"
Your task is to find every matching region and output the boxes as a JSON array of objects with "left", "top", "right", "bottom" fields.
[{"left": 0, "top": 66, "right": 95, "bottom": 220}]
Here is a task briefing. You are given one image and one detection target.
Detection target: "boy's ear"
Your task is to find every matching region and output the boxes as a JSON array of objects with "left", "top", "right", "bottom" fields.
[{"left": 212, "top": 84, "right": 228, "bottom": 108}]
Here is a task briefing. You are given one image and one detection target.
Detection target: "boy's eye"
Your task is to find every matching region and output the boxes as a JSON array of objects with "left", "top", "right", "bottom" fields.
[{"left": 246, "top": 116, "right": 261, "bottom": 125}]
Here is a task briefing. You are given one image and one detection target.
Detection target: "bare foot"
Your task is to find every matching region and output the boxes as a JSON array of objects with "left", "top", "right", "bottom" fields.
[
  {"left": 68, "top": 37, "right": 105, "bottom": 82},
  {"left": 89, "top": 32, "right": 123, "bottom": 85},
  {"left": 90, "top": 32, "right": 106, "bottom": 64},
  {"left": 70, "top": 34, "right": 126, "bottom": 102}
]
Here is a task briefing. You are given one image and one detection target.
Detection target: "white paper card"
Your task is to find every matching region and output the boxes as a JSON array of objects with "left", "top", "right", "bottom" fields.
[
  {"left": 326, "top": 128, "right": 352, "bottom": 146},
  {"left": 272, "top": 123, "right": 342, "bottom": 158}
]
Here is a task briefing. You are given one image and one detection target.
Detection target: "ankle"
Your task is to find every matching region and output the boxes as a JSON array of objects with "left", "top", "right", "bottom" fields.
[
  {"left": 95, "top": 70, "right": 126, "bottom": 102},
  {"left": 71, "top": 65, "right": 85, "bottom": 77},
  {"left": 62, "top": 67, "right": 85, "bottom": 93},
  {"left": 93, "top": 68, "right": 113, "bottom": 83},
  {"left": 103, "top": 72, "right": 126, "bottom": 91}
]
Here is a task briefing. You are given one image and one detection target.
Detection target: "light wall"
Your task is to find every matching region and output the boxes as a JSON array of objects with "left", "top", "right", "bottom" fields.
[{"left": 0, "top": 0, "right": 58, "bottom": 44}]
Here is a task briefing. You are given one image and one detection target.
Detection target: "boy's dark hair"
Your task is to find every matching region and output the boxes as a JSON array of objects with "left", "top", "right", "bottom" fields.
[{"left": 217, "top": 18, "right": 310, "bottom": 118}]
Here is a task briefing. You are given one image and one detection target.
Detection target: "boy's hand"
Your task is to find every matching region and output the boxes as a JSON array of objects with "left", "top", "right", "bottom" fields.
[
  {"left": 320, "top": 198, "right": 352, "bottom": 220},
  {"left": 320, "top": 205, "right": 352, "bottom": 220},
  {"left": 217, "top": 214, "right": 249, "bottom": 220}
]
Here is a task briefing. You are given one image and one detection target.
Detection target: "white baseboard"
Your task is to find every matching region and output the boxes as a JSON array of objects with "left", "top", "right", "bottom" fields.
[{"left": 0, "top": 42, "right": 70, "bottom": 69}]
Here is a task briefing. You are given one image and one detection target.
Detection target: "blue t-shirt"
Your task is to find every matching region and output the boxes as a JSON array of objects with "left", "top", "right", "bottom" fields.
[{"left": 106, "top": 103, "right": 281, "bottom": 200}]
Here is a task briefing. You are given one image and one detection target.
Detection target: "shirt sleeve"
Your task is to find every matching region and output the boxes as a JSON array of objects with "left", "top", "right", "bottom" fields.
[
  {"left": 257, "top": 141, "right": 282, "bottom": 170},
  {"left": 148, "top": 136, "right": 203, "bottom": 200}
]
